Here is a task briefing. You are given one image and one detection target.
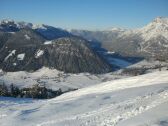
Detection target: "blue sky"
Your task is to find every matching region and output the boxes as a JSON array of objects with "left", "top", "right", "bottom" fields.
[{"left": 0, "top": 0, "right": 168, "bottom": 30}]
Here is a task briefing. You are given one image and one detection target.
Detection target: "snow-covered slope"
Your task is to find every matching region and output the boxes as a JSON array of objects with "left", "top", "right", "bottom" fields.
[
  {"left": 0, "top": 67, "right": 127, "bottom": 91},
  {"left": 138, "top": 17, "right": 168, "bottom": 41},
  {"left": 119, "top": 17, "right": 168, "bottom": 40},
  {"left": 119, "top": 17, "right": 168, "bottom": 58},
  {"left": 0, "top": 70, "right": 168, "bottom": 126}
]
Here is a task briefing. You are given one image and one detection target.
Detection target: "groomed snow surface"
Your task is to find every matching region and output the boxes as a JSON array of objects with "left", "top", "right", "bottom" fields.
[{"left": 0, "top": 70, "right": 168, "bottom": 126}]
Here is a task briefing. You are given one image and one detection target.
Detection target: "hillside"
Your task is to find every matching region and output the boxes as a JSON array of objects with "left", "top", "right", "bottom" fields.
[
  {"left": 1, "top": 1, "right": 168, "bottom": 126},
  {"left": 0, "top": 29, "right": 112, "bottom": 73},
  {"left": 0, "top": 19, "right": 113, "bottom": 73}
]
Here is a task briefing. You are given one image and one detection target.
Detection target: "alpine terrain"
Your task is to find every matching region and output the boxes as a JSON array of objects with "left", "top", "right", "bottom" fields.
[
  {"left": 0, "top": 20, "right": 112, "bottom": 73},
  {"left": 71, "top": 17, "right": 168, "bottom": 59},
  {"left": 0, "top": 17, "right": 168, "bottom": 126}
]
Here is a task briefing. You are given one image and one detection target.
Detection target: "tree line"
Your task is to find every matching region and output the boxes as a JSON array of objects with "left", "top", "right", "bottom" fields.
[{"left": 0, "top": 82, "right": 77, "bottom": 99}]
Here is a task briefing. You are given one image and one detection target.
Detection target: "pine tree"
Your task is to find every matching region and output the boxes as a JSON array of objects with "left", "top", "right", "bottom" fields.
[
  {"left": 10, "top": 83, "right": 20, "bottom": 97},
  {"left": 0, "top": 82, "right": 9, "bottom": 96}
]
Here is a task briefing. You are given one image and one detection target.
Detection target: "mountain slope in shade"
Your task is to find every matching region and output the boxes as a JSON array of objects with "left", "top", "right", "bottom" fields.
[
  {"left": 4, "top": 28, "right": 45, "bottom": 47},
  {"left": 0, "top": 28, "right": 46, "bottom": 71},
  {"left": 35, "top": 25, "right": 72, "bottom": 40},
  {"left": 0, "top": 31, "right": 12, "bottom": 49},
  {"left": 0, "top": 20, "right": 112, "bottom": 73},
  {"left": 41, "top": 37, "right": 112, "bottom": 73},
  {"left": 0, "top": 29, "right": 112, "bottom": 73}
]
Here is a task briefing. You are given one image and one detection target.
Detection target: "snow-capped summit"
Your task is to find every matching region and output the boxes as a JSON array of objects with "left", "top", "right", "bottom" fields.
[
  {"left": 32, "top": 24, "right": 47, "bottom": 30},
  {"left": 71, "top": 17, "right": 168, "bottom": 59},
  {"left": 0, "top": 19, "right": 15, "bottom": 25},
  {"left": 152, "top": 17, "right": 168, "bottom": 24},
  {"left": 0, "top": 19, "right": 19, "bottom": 32},
  {"left": 0, "top": 19, "right": 47, "bottom": 30},
  {"left": 138, "top": 17, "right": 168, "bottom": 41},
  {"left": 107, "top": 27, "right": 126, "bottom": 32},
  {"left": 117, "top": 17, "right": 168, "bottom": 57}
]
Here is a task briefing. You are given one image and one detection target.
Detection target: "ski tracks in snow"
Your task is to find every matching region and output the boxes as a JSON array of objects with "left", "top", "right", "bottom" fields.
[{"left": 37, "top": 89, "right": 168, "bottom": 126}]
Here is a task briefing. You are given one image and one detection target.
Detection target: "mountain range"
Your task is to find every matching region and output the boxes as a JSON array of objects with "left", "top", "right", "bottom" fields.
[
  {"left": 0, "top": 20, "right": 112, "bottom": 73},
  {"left": 0, "top": 17, "right": 167, "bottom": 73},
  {"left": 71, "top": 17, "right": 168, "bottom": 59}
]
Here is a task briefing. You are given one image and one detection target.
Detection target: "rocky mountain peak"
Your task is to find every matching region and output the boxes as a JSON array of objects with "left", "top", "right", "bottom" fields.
[
  {"left": 138, "top": 17, "right": 168, "bottom": 41},
  {"left": 0, "top": 19, "right": 15, "bottom": 25},
  {"left": 152, "top": 17, "right": 168, "bottom": 24}
]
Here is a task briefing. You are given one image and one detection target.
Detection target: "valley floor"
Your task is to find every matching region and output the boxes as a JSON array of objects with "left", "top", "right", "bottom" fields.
[{"left": 0, "top": 70, "right": 168, "bottom": 126}]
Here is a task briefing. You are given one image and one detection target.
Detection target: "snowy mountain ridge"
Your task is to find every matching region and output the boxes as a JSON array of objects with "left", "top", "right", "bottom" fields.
[
  {"left": 0, "top": 19, "right": 47, "bottom": 30},
  {"left": 136, "top": 17, "right": 168, "bottom": 41},
  {"left": 112, "top": 17, "right": 168, "bottom": 40},
  {"left": 1, "top": 17, "right": 168, "bottom": 40},
  {"left": 71, "top": 17, "right": 168, "bottom": 58},
  {"left": 0, "top": 19, "right": 72, "bottom": 40}
]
